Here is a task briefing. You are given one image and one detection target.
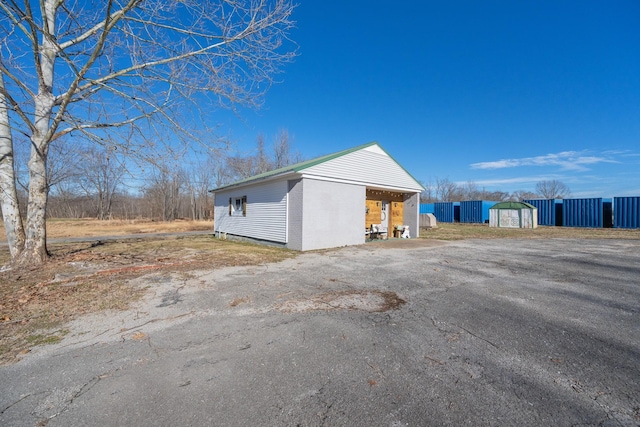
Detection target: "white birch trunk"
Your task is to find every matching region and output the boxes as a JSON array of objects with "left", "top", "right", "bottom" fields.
[
  {"left": 0, "top": 73, "right": 26, "bottom": 260},
  {"left": 17, "top": 0, "right": 58, "bottom": 264}
]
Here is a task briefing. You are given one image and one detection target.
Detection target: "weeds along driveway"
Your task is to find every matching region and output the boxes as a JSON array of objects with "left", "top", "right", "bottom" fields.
[{"left": 1, "top": 238, "right": 639, "bottom": 426}]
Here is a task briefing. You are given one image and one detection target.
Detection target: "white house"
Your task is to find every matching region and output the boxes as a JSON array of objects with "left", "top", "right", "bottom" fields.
[{"left": 211, "top": 142, "right": 425, "bottom": 251}]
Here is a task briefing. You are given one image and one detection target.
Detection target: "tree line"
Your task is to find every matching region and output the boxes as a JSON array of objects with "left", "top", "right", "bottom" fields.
[
  {"left": 7, "top": 130, "right": 301, "bottom": 222},
  {"left": 421, "top": 178, "right": 572, "bottom": 203}
]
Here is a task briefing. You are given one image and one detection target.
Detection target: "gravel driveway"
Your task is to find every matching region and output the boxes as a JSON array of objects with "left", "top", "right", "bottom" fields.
[{"left": 1, "top": 238, "right": 638, "bottom": 426}]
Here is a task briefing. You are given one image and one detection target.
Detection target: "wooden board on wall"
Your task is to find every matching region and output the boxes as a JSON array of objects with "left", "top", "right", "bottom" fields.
[
  {"left": 390, "top": 201, "right": 404, "bottom": 229},
  {"left": 365, "top": 199, "right": 381, "bottom": 229}
]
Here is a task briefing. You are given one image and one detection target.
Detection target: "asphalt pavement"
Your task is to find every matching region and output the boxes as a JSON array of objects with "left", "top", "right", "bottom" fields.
[{"left": 1, "top": 238, "right": 638, "bottom": 426}]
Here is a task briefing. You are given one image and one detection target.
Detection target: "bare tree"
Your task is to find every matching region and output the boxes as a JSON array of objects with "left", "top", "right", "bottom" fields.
[
  {"left": 255, "top": 135, "right": 272, "bottom": 175},
  {"left": 272, "top": 128, "right": 301, "bottom": 168},
  {"left": 511, "top": 190, "right": 540, "bottom": 201},
  {"left": 143, "top": 165, "right": 186, "bottom": 221},
  {"left": 460, "top": 181, "right": 481, "bottom": 200},
  {"left": 225, "top": 154, "right": 260, "bottom": 182},
  {"left": 76, "top": 147, "right": 125, "bottom": 220},
  {"left": 0, "top": 1, "right": 296, "bottom": 265},
  {"left": 420, "top": 180, "right": 435, "bottom": 203},
  {"left": 535, "top": 180, "right": 571, "bottom": 199},
  {"left": 435, "top": 178, "right": 462, "bottom": 202},
  {"left": 483, "top": 191, "right": 511, "bottom": 202},
  {"left": 186, "top": 163, "right": 214, "bottom": 220},
  {"left": 224, "top": 129, "right": 300, "bottom": 182}
]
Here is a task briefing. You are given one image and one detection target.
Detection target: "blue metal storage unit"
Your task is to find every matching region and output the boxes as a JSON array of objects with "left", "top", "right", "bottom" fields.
[
  {"left": 563, "top": 198, "right": 604, "bottom": 228},
  {"left": 524, "top": 199, "right": 556, "bottom": 226},
  {"left": 433, "top": 202, "right": 455, "bottom": 223},
  {"left": 459, "top": 200, "right": 498, "bottom": 224},
  {"left": 420, "top": 203, "right": 435, "bottom": 214},
  {"left": 614, "top": 197, "right": 640, "bottom": 228}
]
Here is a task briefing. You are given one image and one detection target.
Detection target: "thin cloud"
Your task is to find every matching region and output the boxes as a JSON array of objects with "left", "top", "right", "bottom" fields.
[
  {"left": 602, "top": 149, "right": 640, "bottom": 157},
  {"left": 470, "top": 151, "right": 617, "bottom": 171}
]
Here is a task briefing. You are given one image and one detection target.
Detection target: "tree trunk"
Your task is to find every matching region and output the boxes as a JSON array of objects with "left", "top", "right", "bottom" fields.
[
  {"left": 190, "top": 188, "right": 196, "bottom": 220},
  {"left": 19, "top": 151, "right": 50, "bottom": 264},
  {"left": 16, "top": 0, "right": 58, "bottom": 265},
  {"left": 0, "top": 74, "right": 26, "bottom": 260}
]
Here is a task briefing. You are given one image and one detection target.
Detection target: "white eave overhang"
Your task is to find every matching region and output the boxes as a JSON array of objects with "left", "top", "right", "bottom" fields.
[
  {"left": 299, "top": 173, "right": 423, "bottom": 194},
  {"left": 210, "top": 170, "right": 300, "bottom": 193}
]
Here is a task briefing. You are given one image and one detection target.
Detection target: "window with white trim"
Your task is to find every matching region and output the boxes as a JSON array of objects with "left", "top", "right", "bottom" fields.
[{"left": 229, "top": 196, "right": 247, "bottom": 216}]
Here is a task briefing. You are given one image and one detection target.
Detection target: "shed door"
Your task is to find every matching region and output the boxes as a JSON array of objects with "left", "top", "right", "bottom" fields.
[
  {"left": 381, "top": 201, "right": 390, "bottom": 230},
  {"left": 500, "top": 209, "right": 521, "bottom": 228}
]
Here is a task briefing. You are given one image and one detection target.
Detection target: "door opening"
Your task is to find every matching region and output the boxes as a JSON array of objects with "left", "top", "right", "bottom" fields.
[{"left": 381, "top": 200, "right": 389, "bottom": 230}]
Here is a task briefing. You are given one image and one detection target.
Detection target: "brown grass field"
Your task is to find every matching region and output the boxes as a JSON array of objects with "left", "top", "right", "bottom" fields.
[
  {"left": 0, "top": 219, "right": 638, "bottom": 364},
  {"left": 0, "top": 218, "right": 214, "bottom": 242}
]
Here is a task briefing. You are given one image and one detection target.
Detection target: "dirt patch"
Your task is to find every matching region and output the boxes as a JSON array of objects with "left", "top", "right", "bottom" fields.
[{"left": 276, "top": 290, "right": 406, "bottom": 313}]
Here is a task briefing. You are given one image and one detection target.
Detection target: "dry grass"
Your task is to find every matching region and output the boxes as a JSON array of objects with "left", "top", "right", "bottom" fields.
[
  {"left": 420, "top": 222, "right": 640, "bottom": 240},
  {"left": 0, "top": 218, "right": 214, "bottom": 242},
  {"left": 0, "top": 221, "right": 294, "bottom": 365}
]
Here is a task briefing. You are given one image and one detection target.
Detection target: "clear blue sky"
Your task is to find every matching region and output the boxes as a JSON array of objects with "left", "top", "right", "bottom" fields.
[{"left": 220, "top": 0, "right": 640, "bottom": 198}]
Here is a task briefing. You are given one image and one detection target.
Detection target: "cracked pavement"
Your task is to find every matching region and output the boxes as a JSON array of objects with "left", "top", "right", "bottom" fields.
[{"left": 1, "top": 238, "right": 639, "bottom": 426}]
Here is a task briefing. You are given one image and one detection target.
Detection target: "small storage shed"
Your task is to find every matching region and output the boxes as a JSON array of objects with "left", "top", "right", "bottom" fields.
[
  {"left": 211, "top": 142, "right": 424, "bottom": 251},
  {"left": 489, "top": 202, "right": 538, "bottom": 229}
]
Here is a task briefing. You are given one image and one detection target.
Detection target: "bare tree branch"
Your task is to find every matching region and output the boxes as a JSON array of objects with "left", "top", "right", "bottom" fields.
[{"left": 0, "top": 1, "right": 33, "bottom": 42}]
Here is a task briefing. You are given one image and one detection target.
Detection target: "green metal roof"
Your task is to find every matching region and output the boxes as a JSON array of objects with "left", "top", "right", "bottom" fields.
[
  {"left": 211, "top": 141, "right": 424, "bottom": 192},
  {"left": 490, "top": 201, "right": 537, "bottom": 210}
]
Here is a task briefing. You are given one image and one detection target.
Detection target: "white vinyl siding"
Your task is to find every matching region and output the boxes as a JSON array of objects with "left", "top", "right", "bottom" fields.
[
  {"left": 299, "top": 179, "right": 365, "bottom": 251},
  {"left": 403, "top": 192, "right": 420, "bottom": 238},
  {"left": 214, "top": 180, "right": 288, "bottom": 243},
  {"left": 301, "top": 148, "right": 423, "bottom": 192},
  {"left": 287, "top": 179, "right": 304, "bottom": 250}
]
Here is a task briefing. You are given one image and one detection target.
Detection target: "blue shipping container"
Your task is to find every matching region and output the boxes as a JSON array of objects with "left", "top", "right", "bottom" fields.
[
  {"left": 614, "top": 196, "right": 640, "bottom": 228},
  {"left": 563, "top": 198, "right": 603, "bottom": 228},
  {"left": 459, "top": 200, "right": 498, "bottom": 224},
  {"left": 420, "top": 203, "right": 435, "bottom": 214},
  {"left": 524, "top": 199, "right": 556, "bottom": 226},
  {"left": 523, "top": 199, "right": 563, "bottom": 226},
  {"left": 433, "top": 202, "right": 455, "bottom": 223}
]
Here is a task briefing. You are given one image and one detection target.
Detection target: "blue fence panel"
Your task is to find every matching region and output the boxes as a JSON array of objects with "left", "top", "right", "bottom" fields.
[
  {"left": 614, "top": 196, "right": 640, "bottom": 228},
  {"left": 563, "top": 198, "right": 603, "bottom": 228}
]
